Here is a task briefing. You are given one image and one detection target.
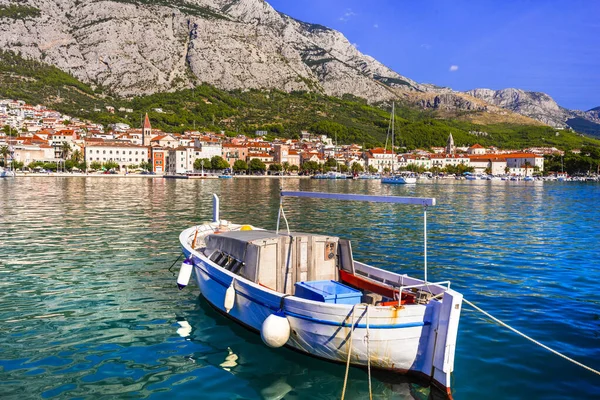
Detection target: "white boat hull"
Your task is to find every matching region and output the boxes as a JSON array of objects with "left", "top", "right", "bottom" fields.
[
  {"left": 179, "top": 225, "right": 462, "bottom": 394},
  {"left": 381, "top": 176, "right": 417, "bottom": 184}
]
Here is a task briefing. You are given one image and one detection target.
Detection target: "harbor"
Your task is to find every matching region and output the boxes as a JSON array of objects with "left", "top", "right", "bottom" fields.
[{"left": 1, "top": 177, "right": 599, "bottom": 399}]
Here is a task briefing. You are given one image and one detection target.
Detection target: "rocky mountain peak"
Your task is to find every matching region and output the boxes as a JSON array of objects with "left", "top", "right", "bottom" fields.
[{"left": 466, "top": 88, "right": 570, "bottom": 128}]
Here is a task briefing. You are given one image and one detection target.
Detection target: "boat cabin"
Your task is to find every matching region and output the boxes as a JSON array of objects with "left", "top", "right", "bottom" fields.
[{"left": 203, "top": 229, "right": 416, "bottom": 306}]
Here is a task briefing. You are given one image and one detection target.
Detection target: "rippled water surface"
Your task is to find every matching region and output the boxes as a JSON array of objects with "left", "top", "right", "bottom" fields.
[{"left": 1, "top": 177, "right": 599, "bottom": 399}]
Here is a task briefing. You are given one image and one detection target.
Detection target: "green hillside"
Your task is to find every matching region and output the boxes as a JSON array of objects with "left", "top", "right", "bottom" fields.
[{"left": 1, "top": 50, "right": 599, "bottom": 152}]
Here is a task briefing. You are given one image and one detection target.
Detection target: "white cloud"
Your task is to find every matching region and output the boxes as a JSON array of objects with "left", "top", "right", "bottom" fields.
[
  {"left": 339, "top": 9, "right": 357, "bottom": 22},
  {"left": 352, "top": 42, "right": 360, "bottom": 49},
  {"left": 373, "top": 23, "right": 379, "bottom": 28},
  {"left": 420, "top": 43, "right": 432, "bottom": 50},
  {"left": 449, "top": 65, "right": 459, "bottom": 72}
]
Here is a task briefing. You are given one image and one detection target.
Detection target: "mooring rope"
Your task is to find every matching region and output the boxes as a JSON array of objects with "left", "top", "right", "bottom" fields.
[
  {"left": 341, "top": 305, "right": 356, "bottom": 400},
  {"left": 366, "top": 305, "right": 373, "bottom": 400},
  {"left": 463, "top": 298, "right": 600, "bottom": 377},
  {"left": 168, "top": 253, "right": 183, "bottom": 276}
]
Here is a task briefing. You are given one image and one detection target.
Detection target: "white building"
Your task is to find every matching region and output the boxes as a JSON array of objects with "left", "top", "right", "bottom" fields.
[
  {"left": 365, "top": 148, "right": 395, "bottom": 172},
  {"left": 85, "top": 142, "right": 149, "bottom": 170}
]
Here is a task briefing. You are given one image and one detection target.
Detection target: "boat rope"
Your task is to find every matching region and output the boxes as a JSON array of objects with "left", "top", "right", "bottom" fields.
[
  {"left": 366, "top": 305, "right": 372, "bottom": 400},
  {"left": 168, "top": 253, "right": 183, "bottom": 276},
  {"left": 341, "top": 305, "right": 356, "bottom": 400},
  {"left": 463, "top": 298, "right": 600, "bottom": 377}
]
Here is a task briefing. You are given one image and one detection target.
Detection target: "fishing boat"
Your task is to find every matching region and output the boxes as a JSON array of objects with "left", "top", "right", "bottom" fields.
[{"left": 177, "top": 191, "right": 463, "bottom": 396}]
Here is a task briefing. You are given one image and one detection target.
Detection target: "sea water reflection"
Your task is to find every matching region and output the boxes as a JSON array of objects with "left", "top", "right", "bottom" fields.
[{"left": 1, "top": 177, "right": 599, "bottom": 399}]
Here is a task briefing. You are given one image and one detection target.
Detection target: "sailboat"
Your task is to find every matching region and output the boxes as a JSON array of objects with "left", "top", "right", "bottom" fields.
[{"left": 381, "top": 103, "right": 417, "bottom": 185}]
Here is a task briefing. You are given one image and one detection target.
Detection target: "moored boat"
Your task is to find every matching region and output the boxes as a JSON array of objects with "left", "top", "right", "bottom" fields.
[
  {"left": 177, "top": 191, "right": 463, "bottom": 396},
  {"left": 382, "top": 172, "right": 418, "bottom": 184},
  {"left": 0, "top": 167, "right": 15, "bottom": 178}
]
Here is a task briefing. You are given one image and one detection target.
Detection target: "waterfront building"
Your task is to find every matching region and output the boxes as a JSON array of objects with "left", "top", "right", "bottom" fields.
[
  {"left": 222, "top": 143, "right": 249, "bottom": 167},
  {"left": 151, "top": 147, "right": 168, "bottom": 173},
  {"left": 273, "top": 144, "right": 300, "bottom": 168},
  {"left": 364, "top": 148, "right": 395, "bottom": 172},
  {"left": 84, "top": 142, "right": 149, "bottom": 171}
]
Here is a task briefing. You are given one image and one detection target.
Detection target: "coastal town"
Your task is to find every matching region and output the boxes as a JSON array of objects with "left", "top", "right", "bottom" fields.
[{"left": 0, "top": 98, "right": 569, "bottom": 178}]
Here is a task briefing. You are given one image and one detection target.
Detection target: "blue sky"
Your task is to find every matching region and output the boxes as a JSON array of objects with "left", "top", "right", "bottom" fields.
[{"left": 268, "top": 0, "right": 600, "bottom": 111}]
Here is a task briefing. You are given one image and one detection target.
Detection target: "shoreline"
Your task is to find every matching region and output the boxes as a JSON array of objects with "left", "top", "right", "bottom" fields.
[{"left": 12, "top": 172, "right": 312, "bottom": 179}]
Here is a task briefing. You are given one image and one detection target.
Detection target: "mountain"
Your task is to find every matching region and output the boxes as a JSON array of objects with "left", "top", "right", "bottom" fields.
[
  {"left": 0, "top": 0, "right": 597, "bottom": 135},
  {"left": 0, "top": 0, "right": 430, "bottom": 101},
  {"left": 466, "top": 88, "right": 600, "bottom": 137},
  {"left": 0, "top": 0, "right": 536, "bottom": 127}
]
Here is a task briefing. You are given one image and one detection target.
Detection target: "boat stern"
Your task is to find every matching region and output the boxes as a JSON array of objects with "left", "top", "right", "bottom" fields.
[{"left": 430, "top": 289, "right": 463, "bottom": 394}]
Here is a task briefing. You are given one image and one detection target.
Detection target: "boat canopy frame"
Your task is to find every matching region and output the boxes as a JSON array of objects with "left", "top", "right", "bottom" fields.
[{"left": 276, "top": 191, "right": 436, "bottom": 282}]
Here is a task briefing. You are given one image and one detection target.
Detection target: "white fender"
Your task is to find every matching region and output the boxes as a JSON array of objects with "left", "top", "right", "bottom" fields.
[
  {"left": 224, "top": 281, "right": 235, "bottom": 313},
  {"left": 177, "top": 259, "right": 193, "bottom": 290},
  {"left": 261, "top": 312, "right": 291, "bottom": 348}
]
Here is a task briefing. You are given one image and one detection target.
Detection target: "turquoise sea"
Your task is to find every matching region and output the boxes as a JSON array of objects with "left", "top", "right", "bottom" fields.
[{"left": 1, "top": 177, "right": 599, "bottom": 399}]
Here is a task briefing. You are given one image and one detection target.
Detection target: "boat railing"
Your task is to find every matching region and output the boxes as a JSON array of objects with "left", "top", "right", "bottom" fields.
[{"left": 278, "top": 191, "right": 436, "bottom": 283}]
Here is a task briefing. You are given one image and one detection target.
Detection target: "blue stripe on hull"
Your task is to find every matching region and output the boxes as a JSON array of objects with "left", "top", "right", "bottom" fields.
[{"left": 185, "top": 252, "right": 430, "bottom": 330}]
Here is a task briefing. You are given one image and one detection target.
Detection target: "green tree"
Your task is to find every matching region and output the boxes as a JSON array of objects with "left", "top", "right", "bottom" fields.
[
  {"left": 301, "top": 160, "right": 319, "bottom": 173},
  {"left": 269, "top": 163, "right": 283, "bottom": 173},
  {"left": 248, "top": 158, "right": 266, "bottom": 173},
  {"left": 71, "top": 149, "right": 82, "bottom": 163},
  {"left": 11, "top": 160, "right": 23, "bottom": 170},
  {"left": 351, "top": 162, "right": 364, "bottom": 173},
  {"left": 289, "top": 165, "right": 299, "bottom": 173},
  {"left": 0, "top": 145, "right": 9, "bottom": 166},
  {"left": 104, "top": 160, "right": 119, "bottom": 170},
  {"left": 339, "top": 164, "right": 349, "bottom": 173},
  {"left": 43, "top": 162, "right": 57, "bottom": 171},
  {"left": 90, "top": 161, "right": 102, "bottom": 171},
  {"left": 368, "top": 165, "right": 378, "bottom": 173},
  {"left": 194, "top": 158, "right": 211, "bottom": 171},
  {"left": 282, "top": 161, "right": 290, "bottom": 173},
  {"left": 211, "top": 155, "right": 230, "bottom": 170},
  {"left": 139, "top": 161, "right": 152, "bottom": 171},
  {"left": 232, "top": 159, "right": 248, "bottom": 173}
]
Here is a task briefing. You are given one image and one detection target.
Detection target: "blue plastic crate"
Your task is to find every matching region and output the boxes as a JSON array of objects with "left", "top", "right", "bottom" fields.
[{"left": 294, "top": 280, "right": 362, "bottom": 305}]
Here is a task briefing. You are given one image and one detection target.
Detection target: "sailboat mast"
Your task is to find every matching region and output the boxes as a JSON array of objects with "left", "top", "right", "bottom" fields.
[{"left": 391, "top": 102, "right": 395, "bottom": 174}]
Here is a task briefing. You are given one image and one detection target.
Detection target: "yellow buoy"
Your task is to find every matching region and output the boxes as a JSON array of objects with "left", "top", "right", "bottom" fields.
[{"left": 240, "top": 225, "right": 253, "bottom": 231}]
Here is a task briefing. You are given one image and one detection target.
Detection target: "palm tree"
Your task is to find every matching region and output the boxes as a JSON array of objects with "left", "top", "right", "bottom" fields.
[
  {"left": 61, "top": 142, "right": 71, "bottom": 160},
  {"left": 71, "top": 149, "right": 82, "bottom": 163},
  {"left": 0, "top": 145, "right": 9, "bottom": 167}
]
